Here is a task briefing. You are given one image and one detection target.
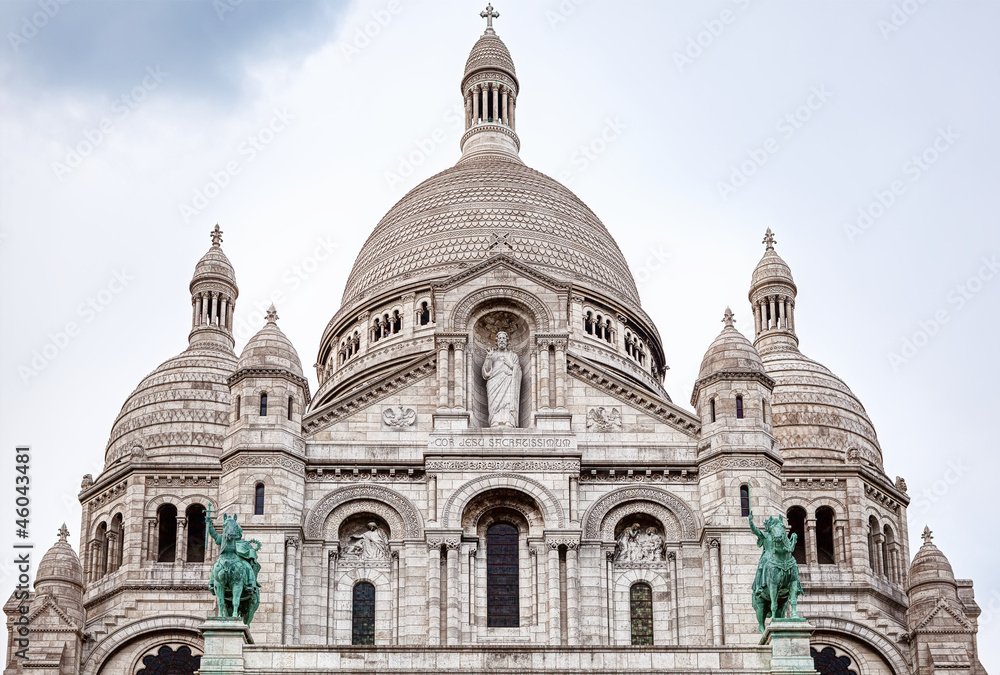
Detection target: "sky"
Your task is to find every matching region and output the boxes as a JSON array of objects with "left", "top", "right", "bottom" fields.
[{"left": 1, "top": 0, "right": 998, "bottom": 668}]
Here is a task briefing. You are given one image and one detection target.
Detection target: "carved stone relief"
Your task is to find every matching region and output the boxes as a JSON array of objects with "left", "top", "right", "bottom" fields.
[{"left": 587, "top": 406, "right": 622, "bottom": 432}]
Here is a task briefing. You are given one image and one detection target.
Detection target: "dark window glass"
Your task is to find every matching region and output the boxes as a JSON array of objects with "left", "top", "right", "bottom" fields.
[
  {"left": 259, "top": 393, "right": 268, "bottom": 416},
  {"left": 254, "top": 483, "right": 265, "bottom": 515},
  {"left": 236, "top": 395, "right": 241, "bottom": 420},
  {"left": 710, "top": 398, "right": 716, "bottom": 422},
  {"left": 157, "top": 504, "right": 177, "bottom": 563},
  {"left": 816, "top": 506, "right": 836, "bottom": 565},
  {"left": 740, "top": 484, "right": 751, "bottom": 517},
  {"left": 736, "top": 395, "right": 744, "bottom": 419},
  {"left": 288, "top": 396, "right": 294, "bottom": 421},
  {"left": 186, "top": 504, "right": 206, "bottom": 563},
  {"left": 811, "top": 647, "right": 858, "bottom": 675},
  {"left": 352, "top": 582, "right": 376, "bottom": 645},
  {"left": 630, "top": 582, "right": 654, "bottom": 645},
  {"left": 787, "top": 507, "right": 806, "bottom": 564},
  {"left": 486, "top": 523, "right": 519, "bottom": 627},
  {"left": 137, "top": 645, "right": 201, "bottom": 675}
]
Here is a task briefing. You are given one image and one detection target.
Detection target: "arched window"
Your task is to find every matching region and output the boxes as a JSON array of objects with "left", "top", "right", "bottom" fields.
[
  {"left": 630, "top": 582, "right": 654, "bottom": 645},
  {"left": 584, "top": 311, "right": 593, "bottom": 334},
  {"left": 710, "top": 398, "right": 716, "bottom": 422},
  {"left": 371, "top": 319, "right": 381, "bottom": 342},
  {"left": 287, "top": 396, "right": 294, "bottom": 421},
  {"left": 259, "top": 393, "right": 268, "bottom": 416},
  {"left": 137, "top": 645, "right": 201, "bottom": 675},
  {"left": 811, "top": 646, "right": 858, "bottom": 675},
  {"left": 254, "top": 483, "right": 265, "bottom": 515},
  {"left": 186, "top": 504, "right": 206, "bottom": 563},
  {"left": 419, "top": 302, "right": 431, "bottom": 326},
  {"left": 816, "top": 506, "right": 835, "bottom": 564},
  {"left": 392, "top": 310, "right": 401, "bottom": 333},
  {"left": 867, "top": 516, "right": 879, "bottom": 573},
  {"left": 486, "top": 523, "right": 519, "bottom": 627},
  {"left": 736, "top": 395, "right": 744, "bottom": 419},
  {"left": 740, "top": 484, "right": 751, "bottom": 517},
  {"left": 595, "top": 315, "right": 605, "bottom": 340},
  {"left": 351, "top": 581, "right": 376, "bottom": 645},
  {"left": 786, "top": 506, "right": 806, "bottom": 564},
  {"left": 235, "top": 394, "right": 241, "bottom": 420},
  {"left": 883, "top": 524, "right": 894, "bottom": 581},
  {"left": 95, "top": 522, "right": 108, "bottom": 577},
  {"left": 157, "top": 504, "right": 177, "bottom": 563}
]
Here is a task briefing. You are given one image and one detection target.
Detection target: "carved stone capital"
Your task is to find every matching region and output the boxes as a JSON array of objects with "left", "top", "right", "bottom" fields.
[{"left": 285, "top": 536, "right": 300, "bottom": 549}]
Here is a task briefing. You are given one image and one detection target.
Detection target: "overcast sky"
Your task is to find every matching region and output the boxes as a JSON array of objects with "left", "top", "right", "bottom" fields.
[{"left": 1, "top": 0, "right": 997, "bottom": 667}]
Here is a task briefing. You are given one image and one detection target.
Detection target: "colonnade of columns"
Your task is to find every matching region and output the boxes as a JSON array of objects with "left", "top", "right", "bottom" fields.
[
  {"left": 191, "top": 290, "right": 235, "bottom": 332},
  {"left": 753, "top": 293, "right": 794, "bottom": 335},
  {"left": 535, "top": 337, "right": 567, "bottom": 410},
  {"left": 436, "top": 335, "right": 468, "bottom": 409},
  {"left": 465, "top": 81, "right": 516, "bottom": 129}
]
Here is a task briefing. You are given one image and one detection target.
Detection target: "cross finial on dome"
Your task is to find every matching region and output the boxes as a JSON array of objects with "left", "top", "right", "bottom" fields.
[
  {"left": 762, "top": 228, "right": 777, "bottom": 250},
  {"left": 58, "top": 523, "right": 70, "bottom": 542},
  {"left": 480, "top": 3, "right": 499, "bottom": 32},
  {"left": 265, "top": 304, "right": 279, "bottom": 324},
  {"left": 722, "top": 307, "right": 735, "bottom": 328},
  {"left": 921, "top": 525, "right": 934, "bottom": 545},
  {"left": 211, "top": 224, "right": 223, "bottom": 248}
]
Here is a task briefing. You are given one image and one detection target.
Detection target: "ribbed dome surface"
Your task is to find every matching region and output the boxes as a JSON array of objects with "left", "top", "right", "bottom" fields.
[
  {"left": 751, "top": 246, "right": 795, "bottom": 292},
  {"left": 762, "top": 348, "right": 881, "bottom": 465},
  {"left": 190, "top": 244, "right": 237, "bottom": 290},
  {"left": 698, "top": 317, "right": 765, "bottom": 380},
  {"left": 909, "top": 539, "right": 956, "bottom": 591},
  {"left": 35, "top": 532, "right": 82, "bottom": 589},
  {"left": 464, "top": 31, "right": 516, "bottom": 82},
  {"left": 238, "top": 318, "right": 304, "bottom": 378},
  {"left": 341, "top": 156, "right": 640, "bottom": 306},
  {"left": 105, "top": 343, "right": 236, "bottom": 467}
]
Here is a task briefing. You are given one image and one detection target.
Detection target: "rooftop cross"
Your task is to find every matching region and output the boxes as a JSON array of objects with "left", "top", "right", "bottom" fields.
[
  {"left": 266, "top": 304, "right": 279, "bottom": 324},
  {"left": 762, "top": 228, "right": 777, "bottom": 250},
  {"left": 58, "top": 523, "right": 70, "bottom": 542},
  {"left": 211, "top": 224, "right": 224, "bottom": 247},
  {"left": 921, "top": 525, "right": 934, "bottom": 545},
  {"left": 480, "top": 3, "right": 499, "bottom": 31},
  {"left": 722, "top": 307, "right": 735, "bottom": 328}
]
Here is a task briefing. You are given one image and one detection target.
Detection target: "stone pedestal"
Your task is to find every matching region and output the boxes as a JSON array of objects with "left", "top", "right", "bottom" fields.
[
  {"left": 761, "top": 618, "right": 817, "bottom": 675},
  {"left": 198, "top": 618, "right": 253, "bottom": 675}
]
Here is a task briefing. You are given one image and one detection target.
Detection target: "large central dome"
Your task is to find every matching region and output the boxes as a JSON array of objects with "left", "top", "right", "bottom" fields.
[{"left": 342, "top": 155, "right": 640, "bottom": 307}]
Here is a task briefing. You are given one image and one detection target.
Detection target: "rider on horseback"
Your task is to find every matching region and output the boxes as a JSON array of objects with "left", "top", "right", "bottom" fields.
[
  {"left": 206, "top": 503, "right": 262, "bottom": 625},
  {"left": 749, "top": 509, "right": 805, "bottom": 632}
]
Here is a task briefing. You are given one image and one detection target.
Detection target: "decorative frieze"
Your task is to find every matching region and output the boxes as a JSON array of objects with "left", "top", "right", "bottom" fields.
[
  {"left": 425, "top": 458, "right": 579, "bottom": 472},
  {"left": 701, "top": 455, "right": 782, "bottom": 477},
  {"left": 579, "top": 468, "right": 696, "bottom": 484}
]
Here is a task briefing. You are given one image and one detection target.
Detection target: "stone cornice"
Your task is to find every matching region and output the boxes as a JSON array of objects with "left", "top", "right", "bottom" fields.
[
  {"left": 567, "top": 354, "right": 700, "bottom": 437},
  {"left": 690, "top": 370, "right": 776, "bottom": 406},
  {"left": 227, "top": 366, "right": 311, "bottom": 401}
]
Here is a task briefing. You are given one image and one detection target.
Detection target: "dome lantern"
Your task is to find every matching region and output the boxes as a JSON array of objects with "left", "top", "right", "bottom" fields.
[
  {"left": 459, "top": 4, "right": 521, "bottom": 162},
  {"left": 749, "top": 228, "right": 798, "bottom": 353},
  {"left": 189, "top": 224, "right": 239, "bottom": 349}
]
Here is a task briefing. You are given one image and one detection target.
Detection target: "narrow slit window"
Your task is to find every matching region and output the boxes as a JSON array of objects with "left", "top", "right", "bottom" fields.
[
  {"left": 736, "top": 395, "right": 744, "bottom": 419},
  {"left": 259, "top": 393, "right": 268, "bottom": 417},
  {"left": 254, "top": 483, "right": 265, "bottom": 515},
  {"left": 351, "top": 582, "right": 376, "bottom": 645},
  {"left": 740, "top": 484, "right": 751, "bottom": 517}
]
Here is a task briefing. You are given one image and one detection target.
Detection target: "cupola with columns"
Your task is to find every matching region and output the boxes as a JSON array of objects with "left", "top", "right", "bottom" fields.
[
  {"left": 749, "top": 228, "right": 797, "bottom": 354},
  {"left": 460, "top": 4, "right": 521, "bottom": 161},
  {"left": 189, "top": 224, "right": 239, "bottom": 349}
]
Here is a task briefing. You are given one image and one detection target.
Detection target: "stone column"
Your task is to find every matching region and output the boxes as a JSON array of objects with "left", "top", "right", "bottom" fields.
[
  {"left": 547, "top": 543, "right": 561, "bottom": 644},
  {"left": 210, "top": 292, "right": 218, "bottom": 325},
  {"left": 427, "top": 475, "right": 438, "bottom": 523},
  {"left": 446, "top": 542, "right": 460, "bottom": 644},
  {"left": 427, "top": 542, "right": 442, "bottom": 645},
  {"left": 192, "top": 296, "right": 200, "bottom": 329},
  {"left": 283, "top": 536, "right": 298, "bottom": 644},
  {"left": 568, "top": 476, "right": 579, "bottom": 524},
  {"left": 754, "top": 302, "right": 762, "bottom": 335},
  {"left": 465, "top": 90, "right": 472, "bottom": 128},
  {"left": 481, "top": 86, "right": 488, "bottom": 122},
  {"left": 176, "top": 518, "right": 188, "bottom": 564},
  {"left": 709, "top": 539, "right": 724, "bottom": 645},
  {"left": 778, "top": 298, "right": 786, "bottom": 329},
  {"left": 510, "top": 95, "right": 516, "bottom": 128},
  {"left": 454, "top": 343, "right": 466, "bottom": 410},
  {"left": 788, "top": 301, "right": 795, "bottom": 332},
  {"left": 538, "top": 344, "right": 550, "bottom": 409},
  {"left": 554, "top": 342, "right": 566, "bottom": 408},
  {"left": 668, "top": 551, "right": 680, "bottom": 645},
  {"left": 835, "top": 524, "right": 846, "bottom": 566},
  {"left": 566, "top": 543, "right": 580, "bottom": 645},
  {"left": 759, "top": 302, "right": 767, "bottom": 334},
  {"left": 805, "top": 519, "right": 816, "bottom": 566},
  {"left": 326, "top": 549, "right": 338, "bottom": 644},
  {"left": 492, "top": 84, "right": 499, "bottom": 123},
  {"left": 473, "top": 86, "right": 479, "bottom": 123},
  {"left": 220, "top": 297, "right": 229, "bottom": 329},
  {"left": 872, "top": 533, "right": 885, "bottom": 577},
  {"left": 769, "top": 297, "right": 777, "bottom": 330},
  {"left": 201, "top": 294, "right": 209, "bottom": 325},
  {"left": 437, "top": 342, "right": 450, "bottom": 408},
  {"left": 502, "top": 88, "right": 509, "bottom": 125}
]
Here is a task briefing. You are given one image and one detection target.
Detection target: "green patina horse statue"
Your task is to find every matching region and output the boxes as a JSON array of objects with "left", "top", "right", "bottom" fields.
[
  {"left": 749, "top": 509, "right": 805, "bottom": 632},
  {"left": 206, "top": 503, "right": 261, "bottom": 625}
]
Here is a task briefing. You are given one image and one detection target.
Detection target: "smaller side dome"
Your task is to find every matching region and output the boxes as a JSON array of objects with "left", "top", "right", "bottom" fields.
[
  {"left": 190, "top": 225, "right": 237, "bottom": 291},
  {"left": 750, "top": 228, "right": 796, "bottom": 294},
  {"left": 35, "top": 525, "right": 83, "bottom": 590},
  {"left": 464, "top": 31, "right": 517, "bottom": 86},
  {"left": 236, "top": 305, "right": 304, "bottom": 378},
  {"left": 697, "top": 308, "right": 765, "bottom": 380},
  {"left": 908, "top": 526, "right": 957, "bottom": 594}
]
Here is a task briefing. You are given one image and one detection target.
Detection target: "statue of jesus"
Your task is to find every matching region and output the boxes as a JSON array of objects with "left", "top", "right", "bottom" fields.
[{"left": 482, "top": 331, "right": 521, "bottom": 427}]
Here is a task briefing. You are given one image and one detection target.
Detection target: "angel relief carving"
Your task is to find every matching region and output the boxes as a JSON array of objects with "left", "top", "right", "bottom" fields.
[
  {"left": 613, "top": 522, "right": 665, "bottom": 563},
  {"left": 382, "top": 406, "right": 416, "bottom": 428},
  {"left": 587, "top": 406, "right": 622, "bottom": 432}
]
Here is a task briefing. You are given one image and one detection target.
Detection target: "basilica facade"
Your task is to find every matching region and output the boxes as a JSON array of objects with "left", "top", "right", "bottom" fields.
[{"left": 5, "top": 13, "right": 986, "bottom": 675}]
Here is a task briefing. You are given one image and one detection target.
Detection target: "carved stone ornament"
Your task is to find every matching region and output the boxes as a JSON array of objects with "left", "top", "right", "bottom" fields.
[
  {"left": 482, "top": 331, "right": 521, "bottom": 428},
  {"left": 382, "top": 406, "right": 417, "bottom": 429},
  {"left": 613, "top": 522, "right": 665, "bottom": 563},
  {"left": 587, "top": 406, "right": 622, "bottom": 432},
  {"left": 80, "top": 474, "right": 94, "bottom": 489},
  {"left": 895, "top": 476, "right": 908, "bottom": 493},
  {"left": 341, "top": 521, "right": 390, "bottom": 561}
]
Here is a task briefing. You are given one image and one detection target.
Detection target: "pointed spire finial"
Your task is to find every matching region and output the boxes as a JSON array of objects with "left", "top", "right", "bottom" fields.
[
  {"left": 921, "top": 525, "right": 934, "bottom": 545},
  {"left": 762, "top": 228, "right": 777, "bottom": 250},
  {"left": 480, "top": 3, "right": 499, "bottom": 32},
  {"left": 265, "top": 304, "right": 279, "bottom": 324},
  {"left": 211, "top": 224, "right": 223, "bottom": 248},
  {"left": 58, "top": 523, "right": 70, "bottom": 542},
  {"left": 722, "top": 307, "right": 735, "bottom": 328}
]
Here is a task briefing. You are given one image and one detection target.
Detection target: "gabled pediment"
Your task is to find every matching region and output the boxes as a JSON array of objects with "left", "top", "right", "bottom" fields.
[
  {"left": 27, "top": 594, "right": 81, "bottom": 631},
  {"left": 433, "top": 253, "right": 570, "bottom": 295},
  {"left": 911, "top": 599, "right": 975, "bottom": 634}
]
